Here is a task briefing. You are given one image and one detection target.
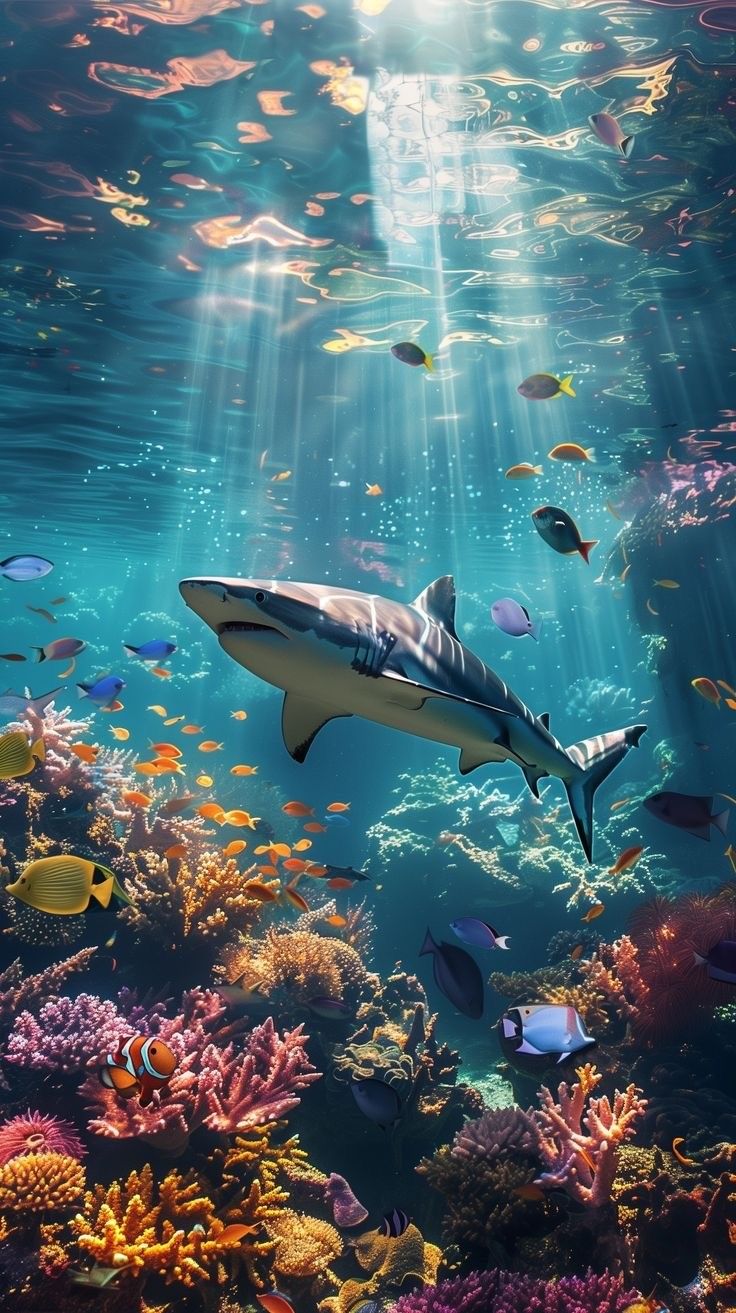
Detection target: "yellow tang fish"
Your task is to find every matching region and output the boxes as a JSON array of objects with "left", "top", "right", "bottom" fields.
[
  {"left": 6, "top": 855, "right": 133, "bottom": 916},
  {"left": 0, "top": 731, "right": 45, "bottom": 780}
]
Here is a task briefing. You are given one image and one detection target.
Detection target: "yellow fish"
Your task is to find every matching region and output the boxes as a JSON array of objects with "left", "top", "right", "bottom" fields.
[
  {"left": 231, "top": 764, "right": 258, "bottom": 776},
  {"left": 6, "top": 855, "right": 132, "bottom": 915},
  {"left": 0, "top": 732, "right": 45, "bottom": 780},
  {"left": 196, "top": 773, "right": 214, "bottom": 788},
  {"left": 222, "top": 810, "right": 260, "bottom": 829},
  {"left": 231, "top": 710, "right": 248, "bottom": 720},
  {"left": 148, "top": 704, "right": 168, "bottom": 717},
  {"left": 223, "top": 840, "right": 248, "bottom": 858},
  {"left": 271, "top": 470, "right": 292, "bottom": 482},
  {"left": 365, "top": 483, "right": 383, "bottom": 497},
  {"left": 109, "top": 726, "right": 130, "bottom": 741},
  {"left": 653, "top": 579, "right": 679, "bottom": 589}
]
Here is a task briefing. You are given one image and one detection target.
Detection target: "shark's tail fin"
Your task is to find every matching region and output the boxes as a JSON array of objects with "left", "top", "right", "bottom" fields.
[{"left": 564, "top": 724, "right": 647, "bottom": 862}]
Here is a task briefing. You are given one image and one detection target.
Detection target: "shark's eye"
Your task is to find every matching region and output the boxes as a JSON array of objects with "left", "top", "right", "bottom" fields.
[{"left": 254, "top": 591, "right": 267, "bottom": 604}]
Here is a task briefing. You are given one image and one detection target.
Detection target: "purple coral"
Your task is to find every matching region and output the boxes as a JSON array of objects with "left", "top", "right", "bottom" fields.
[
  {"left": 391, "top": 1269, "right": 639, "bottom": 1313},
  {"left": 0, "top": 1110, "right": 86, "bottom": 1164},
  {"left": 451, "top": 1106, "right": 541, "bottom": 1162},
  {"left": 325, "top": 1172, "right": 368, "bottom": 1227},
  {"left": 5, "top": 993, "right": 127, "bottom": 1074}
]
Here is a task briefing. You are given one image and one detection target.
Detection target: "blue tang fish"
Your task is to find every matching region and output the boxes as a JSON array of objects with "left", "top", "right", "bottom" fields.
[
  {"left": 123, "top": 639, "right": 177, "bottom": 661},
  {"left": 420, "top": 928, "right": 484, "bottom": 1019},
  {"left": 77, "top": 674, "right": 126, "bottom": 707},
  {"left": 499, "top": 1004, "right": 595, "bottom": 1065},
  {"left": 451, "top": 917, "right": 510, "bottom": 951},
  {"left": 694, "top": 940, "right": 736, "bottom": 985},
  {"left": 350, "top": 1077, "right": 401, "bottom": 1128}
]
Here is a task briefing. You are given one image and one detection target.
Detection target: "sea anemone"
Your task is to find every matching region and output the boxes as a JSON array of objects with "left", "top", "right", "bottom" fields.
[{"left": 0, "top": 1109, "right": 87, "bottom": 1165}]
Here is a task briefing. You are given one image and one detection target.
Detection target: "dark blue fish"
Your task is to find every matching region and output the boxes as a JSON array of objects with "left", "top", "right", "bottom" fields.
[
  {"left": 350, "top": 1078, "right": 401, "bottom": 1128},
  {"left": 0, "top": 554, "right": 54, "bottom": 582},
  {"left": 324, "top": 813, "right": 350, "bottom": 828},
  {"left": 380, "top": 1208, "right": 410, "bottom": 1238},
  {"left": 643, "top": 791, "right": 729, "bottom": 841},
  {"left": 307, "top": 996, "right": 352, "bottom": 1020},
  {"left": 77, "top": 674, "right": 126, "bottom": 707},
  {"left": 451, "top": 917, "right": 510, "bottom": 951},
  {"left": 419, "top": 928, "right": 484, "bottom": 1019},
  {"left": 390, "top": 342, "right": 433, "bottom": 370},
  {"left": 123, "top": 639, "right": 177, "bottom": 661},
  {"left": 694, "top": 940, "right": 736, "bottom": 984},
  {"left": 323, "top": 864, "right": 370, "bottom": 884}
]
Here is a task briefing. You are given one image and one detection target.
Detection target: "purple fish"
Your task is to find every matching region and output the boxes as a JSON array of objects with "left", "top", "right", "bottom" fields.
[
  {"left": 588, "top": 112, "right": 634, "bottom": 157},
  {"left": 350, "top": 1078, "right": 401, "bottom": 1128},
  {"left": 34, "top": 636, "right": 86, "bottom": 663},
  {"left": 0, "top": 554, "right": 54, "bottom": 582},
  {"left": 420, "top": 928, "right": 484, "bottom": 1020},
  {"left": 77, "top": 674, "right": 125, "bottom": 707},
  {"left": 491, "top": 598, "right": 541, "bottom": 641},
  {"left": 451, "top": 917, "right": 510, "bottom": 951},
  {"left": 643, "top": 791, "right": 729, "bottom": 841},
  {"left": 694, "top": 940, "right": 736, "bottom": 984}
]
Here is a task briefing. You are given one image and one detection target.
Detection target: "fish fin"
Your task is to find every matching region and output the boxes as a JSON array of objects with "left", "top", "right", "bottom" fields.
[
  {"left": 90, "top": 875, "right": 115, "bottom": 909},
  {"left": 31, "top": 688, "right": 61, "bottom": 715},
  {"left": 516, "top": 1039, "right": 544, "bottom": 1056},
  {"left": 559, "top": 374, "right": 576, "bottom": 397},
  {"left": 620, "top": 135, "right": 635, "bottom": 158},
  {"left": 281, "top": 694, "right": 352, "bottom": 764},
  {"left": 76, "top": 683, "right": 88, "bottom": 698},
  {"left": 32, "top": 738, "right": 45, "bottom": 761},
  {"left": 529, "top": 621, "right": 542, "bottom": 641},
  {"left": 459, "top": 747, "right": 496, "bottom": 775},
  {"left": 538, "top": 712, "right": 550, "bottom": 729},
  {"left": 423, "top": 353, "right": 434, "bottom": 372},
  {"left": 564, "top": 724, "right": 647, "bottom": 862},
  {"left": 99, "top": 1066, "right": 115, "bottom": 1088},
  {"left": 579, "top": 540, "right": 598, "bottom": 563},
  {"left": 122, "top": 645, "right": 136, "bottom": 656},
  {"left": 693, "top": 951, "right": 707, "bottom": 967},
  {"left": 494, "top": 936, "right": 511, "bottom": 950},
  {"left": 419, "top": 928, "right": 436, "bottom": 957},
  {"left": 713, "top": 808, "right": 730, "bottom": 836},
  {"left": 32, "top": 648, "right": 45, "bottom": 663},
  {"left": 412, "top": 576, "right": 458, "bottom": 637},
  {"left": 521, "top": 764, "right": 548, "bottom": 799},
  {"left": 586, "top": 447, "right": 596, "bottom": 462},
  {"left": 112, "top": 875, "right": 134, "bottom": 906},
  {"left": 381, "top": 669, "right": 515, "bottom": 721}
]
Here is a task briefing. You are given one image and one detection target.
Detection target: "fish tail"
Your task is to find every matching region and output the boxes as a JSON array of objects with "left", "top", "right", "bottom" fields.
[
  {"left": 76, "top": 683, "right": 88, "bottom": 698},
  {"left": 494, "top": 935, "right": 511, "bottom": 950},
  {"left": 713, "top": 807, "right": 730, "bottom": 836},
  {"left": 533, "top": 465, "right": 543, "bottom": 475},
  {"left": 559, "top": 374, "right": 576, "bottom": 397},
  {"left": 423, "top": 354, "right": 434, "bottom": 372},
  {"left": 419, "top": 928, "right": 436, "bottom": 957},
  {"left": 529, "top": 620, "right": 542, "bottom": 641},
  {"left": 563, "top": 724, "right": 647, "bottom": 863},
  {"left": 693, "top": 951, "right": 707, "bottom": 968},
  {"left": 579, "top": 540, "right": 598, "bottom": 564},
  {"left": 620, "top": 135, "right": 635, "bottom": 158},
  {"left": 32, "top": 648, "right": 46, "bottom": 663},
  {"left": 586, "top": 447, "right": 596, "bottom": 462},
  {"left": 122, "top": 644, "right": 136, "bottom": 656},
  {"left": 32, "top": 738, "right": 45, "bottom": 762}
]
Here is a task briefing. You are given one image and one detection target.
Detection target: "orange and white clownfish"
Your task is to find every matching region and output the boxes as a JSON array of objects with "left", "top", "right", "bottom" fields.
[{"left": 99, "top": 1035, "right": 177, "bottom": 1107}]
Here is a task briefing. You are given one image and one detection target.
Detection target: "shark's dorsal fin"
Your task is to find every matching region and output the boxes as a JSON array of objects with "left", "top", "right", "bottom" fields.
[
  {"left": 412, "top": 575, "right": 458, "bottom": 637},
  {"left": 281, "top": 694, "right": 352, "bottom": 764}
]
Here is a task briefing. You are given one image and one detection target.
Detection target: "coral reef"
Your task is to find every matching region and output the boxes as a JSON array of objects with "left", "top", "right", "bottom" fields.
[
  {"left": 321, "top": 1223, "right": 442, "bottom": 1313},
  {"left": 0, "top": 1151, "right": 85, "bottom": 1212},
  {"left": 220, "top": 927, "right": 370, "bottom": 1010},
  {"left": 0, "top": 1110, "right": 86, "bottom": 1164},
  {"left": 120, "top": 850, "right": 262, "bottom": 957},
  {"left": 390, "top": 1268, "right": 639, "bottom": 1313}
]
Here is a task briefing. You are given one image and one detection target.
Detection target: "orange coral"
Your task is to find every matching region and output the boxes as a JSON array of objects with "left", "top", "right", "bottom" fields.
[
  {"left": 0, "top": 1151, "right": 85, "bottom": 1212},
  {"left": 121, "top": 851, "right": 261, "bottom": 948},
  {"left": 265, "top": 1208, "right": 342, "bottom": 1279},
  {"left": 221, "top": 928, "right": 368, "bottom": 1003}
]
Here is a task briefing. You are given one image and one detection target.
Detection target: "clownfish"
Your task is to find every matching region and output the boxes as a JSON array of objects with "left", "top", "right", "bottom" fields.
[{"left": 99, "top": 1035, "right": 177, "bottom": 1107}]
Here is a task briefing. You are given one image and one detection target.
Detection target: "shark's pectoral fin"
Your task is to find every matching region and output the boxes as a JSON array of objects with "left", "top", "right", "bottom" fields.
[
  {"left": 380, "top": 669, "right": 515, "bottom": 718},
  {"left": 521, "top": 765, "right": 548, "bottom": 799},
  {"left": 282, "top": 694, "right": 352, "bottom": 764}
]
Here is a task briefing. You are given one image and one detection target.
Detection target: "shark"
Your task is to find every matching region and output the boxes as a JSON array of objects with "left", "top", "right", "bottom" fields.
[{"left": 179, "top": 574, "right": 646, "bottom": 862}]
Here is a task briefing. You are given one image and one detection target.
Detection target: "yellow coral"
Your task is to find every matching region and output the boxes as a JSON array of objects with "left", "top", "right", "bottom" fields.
[
  {"left": 221, "top": 928, "right": 368, "bottom": 1003},
  {"left": 266, "top": 1208, "right": 342, "bottom": 1279},
  {"left": 122, "top": 852, "right": 261, "bottom": 947},
  {"left": 320, "top": 1223, "right": 442, "bottom": 1313},
  {"left": 0, "top": 1152, "right": 85, "bottom": 1212},
  {"left": 222, "top": 1122, "right": 308, "bottom": 1203}
]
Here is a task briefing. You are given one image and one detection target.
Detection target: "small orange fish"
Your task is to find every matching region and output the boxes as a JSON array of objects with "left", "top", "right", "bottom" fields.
[
  {"left": 548, "top": 443, "right": 595, "bottom": 463},
  {"left": 122, "top": 790, "right": 152, "bottom": 809},
  {"left": 365, "top": 483, "right": 383, "bottom": 496},
  {"left": 570, "top": 943, "right": 585, "bottom": 961},
  {"left": 304, "top": 821, "right": 327, "bottom": 833},
  {"left": 100, "top": 699, "right": 125, "bottom": 713},
  {"left": 70, "top": 743, "right": 98, "bottom": 764},
  {"left": 109, "top": 726, "right": 130, "bottom": 741},
  {"left": 223, "top": 810, "right": 260, "bottom": 829},
  {"left": 148, "top": 705, "right": 168, "bottom": 716},
  {"left": 293, "top": 838, "right": 312, "bottom": 852},
  {"left": 223, "top": 840, "right": 248, "bottom": 858},
  {"left": 196, "top": 773, "right": 214, "bottom": 788},
  {"left": 609, "top": 798, "right": 631, "bottom": 812},
  {"left": 672, "top": 1136, "right": 694, "bottom": 1166},
  {"left": 151, "top": 666, "right": 172, "bottom": 679},
  {"left": 505, "top": 463, "right": 542, "bottom": 479},
  {"left": 328, "top": 877, "right": 353, "bottom": 890},
  {"left": 199, "top": 740, "right": 224, "bottom": 753},
  {"left": 691, "top": 677, "right": 720, "bottom": 707},
  {"left": 283, "top": 801, "right": 314, "bottom": 817},
  {"left": 324, "top": 914, "right": 347, "bottom": 928},
  {"left": 182, "top": 724, "right": 203, "bottom": 734},
  {"left": 283, "top": 884, "right": 309, "bottom": 913},
  {"left": 512, "top": 1184, "right": 546, "bottom": 1202},
  {"left": 198, "top": 803, "right": 226, "bottom": 820},
  {"left": 151, "top": 758, "right": 183, "bottom": 774},
  {"left": 326, "top": 801, "right": 350, "bottom": 813},
  {"left": 231, "top": 709, "right": 248, "bottom": 720},
  {"left": 231, "top": 764, "right": 258, "bottom": 776},
  {"left": 135, "top": 762, "right": 162, "bottom": 776},
  {"left": 727, "top": 699, "right": 736, "bottom": 712},
  {"left": 581, "top": 902, "right": 605, "bottom": 923},
  {"left": 244, "top": 880, "right": 279, "bottom": 903},
  {"left": 653, "top": 579, "right": 679, "bottom": 589},
  {"left": 219, "top": 1223, "right": 262, "bottom": 1243},
  {"left": 269, "top": 842, "right": 291, "bottom": 858},
  {"left": 258, "top": 864, "right": 280, "bottom": 877},
  {"left": 608, "top": 845, "right": 645, "bottom": 876},
  {"left": 271, "top": 470, "right": 292, "bottom": 482},
  {"left": 282, "top": 858, "right": 308, "bottom": 873},
  {"left": 304, "top": 863, "right": 328, "bottom": 877},
  {"left": 164, "top": 844, "right": 187, "bottom": 860},
  {"left": 151, "top": 743, "right": 182, "bottom": 758},
  {"left": 257, "top": 1293, "right": 296, "bottom": 1313}
]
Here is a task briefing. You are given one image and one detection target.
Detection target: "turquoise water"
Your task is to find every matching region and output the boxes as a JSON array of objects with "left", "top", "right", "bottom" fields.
[{"left": 0, "top": 3, "right": 735, "bottom": 1311}]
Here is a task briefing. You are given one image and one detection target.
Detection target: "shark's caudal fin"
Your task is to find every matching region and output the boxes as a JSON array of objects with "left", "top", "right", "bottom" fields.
[{"left": 564, "top": 724, "right": 647, "bottom": 862}]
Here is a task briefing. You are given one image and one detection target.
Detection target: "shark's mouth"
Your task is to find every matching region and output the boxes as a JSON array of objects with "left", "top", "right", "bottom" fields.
[{"left": 217, "top": 621, "right": 285, "bottom": 638}]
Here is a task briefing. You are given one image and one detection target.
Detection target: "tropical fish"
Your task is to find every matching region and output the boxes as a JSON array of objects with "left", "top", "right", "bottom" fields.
[
  {"left": 569, "top": 943, "right": 585, "bottom": 961},
  {"left": 0, "top": 731, "right": 45, "bottom": 779},
  {"left": 324, "top": 813, "right": 350, "bottom": 828},
  {"left": 608, "top": 845, "right": 644, "bottom": 875},
  {"left": 231, "top": 764, "right": 258, "bottom": 775},
  {"left": 293, "top": 839, "right": 313, "bottom": 852},
  {"left": 157, "top": 794, "right": 196, "bottom": 817},
  {"left": 109, "top": 726, "right": 130, "bottom": 740},
  {"left": 653, "top": 579, "right": 679, "bottom": 589},
  {"left": 257, "top": 1293, "right": 296, "bottom": 1313},
  {"left": 198, "top": 740, "right": 223, "bottom": 752},
  {"left": 282, "top": 884, "right": 309, "bottom": 913},
  {"left": 148, "top": 704, "right": 168, "bottom": 716},
  {"left": 691, "top": 677, "right": 720, "bottom": 707},
  {"left": 326, "top": 801, "right": 350, "bottom": 812},
  {"left": 420, "top": 928, "right": 484, "bottom": 1019},
  {"left": 350, "top": 1077, "right": 402, "bottom": 1128},
  {"left": 34, "top": 636, "right": 86, "bottom": 663},
  {"left": 77, "top": 675, "right": 126, "bottom": 707},
  {"left": 365, "top": 484, "right": 383, "bottom": 497},
  {"left": 151, "top": 666, "right": 172, "bottom": 678},
  {"left": 548, "top": 443, "right": 595, "bottom": 462},
  {"left": 6, "top": 855, "right": 132, "bottom": 915},
  {"left": 581, "top": 903, "right": 605, "bottom": 922},
  {"left": 151, "top": 743, "right": 182, "bottom": 758},
  {"left": 307, "top": 995, "right": 352, "bottom": 1019},
  {"left": 123, "top": 639, "right": 177, "bottom": 661},
  {"left": 122, "top": 791, "right": 153, "bottom": 809},
  {"left": 180, "top": 574, "right": 646, "bottom": 863},
  {"left": 198, "top": 803, "right": 226, "bottom": 820},
  {"left": 244, "top": 879, "right": 280, "bottom": 903},
  {"left": 491, "top": 597, "right": 541, "bottom": 641},
  {"left": 164, "top": 844, "right": 187, "bottom": 859},
  {"left": 693, "top": 939, "right": 736, "bottom": 985},
  {"left": 381, "top": 1208, "right": 410, "bottom": 1238},
  {"left": 222, "top": 810, "right": 259, "bottom": 829},
  {"left": 324, "top": 914, "right": 347, "bottom": 928},
  {"left": 0, "top": 653, "right": 26, "bottom": 662},
  {"left": 283, "top": 801, "right": 314, "bottom": 817},
  {"left": 450, "top": 917, "right": 510, "bottom": 951},
  {"left": 99, "top": 1035, "right": 177, "bottom": 1107},
  {"left": 589, "top": 111, "right": 634, "bottom": 157},
  {"left": 532, "top": 506, "right": 597, "bottom": 563},
  {"left": 231, "top": 709, "right": 248, "bottom": 719},
  {"left": 182, "top": 724, "right": 203, "bottom": 734},
  {"left": 505, "top": 463, "right": 542, "bottom": 479},
  {"left": 50, "top": 596, "right": 67, "bottom": 605},
  {"left": 518, "top": 373, "right": 575, "bottom": 401},
  {"left": 196, "top": 774, "right": 214, "bottom": 787},
  {"left": 134, "top": 762, "right": 161, "bottom": 777},
  {"left": 499, "top": 1004, "right": 596, "bottom": 1064},
  {"left": 390, "top": 341, "right": 433, "bottom": 370},
  {"left": 671, "top": 1137, "right": 695, "bottom": 1166},
  {"left": 70, "top": 742, "right": 98, "bottom": 764},
  {"left": 643, "top": 791, "right": 729, "bottom": 841},
  {"left": 0, "top": 554, "right": 54, "bottom": 581},
  {"left": 223, "top": 840, "right": 248, "bottom": 858},
  {"left": 271, "top": 470, "right": 292, "bottom": 483}
]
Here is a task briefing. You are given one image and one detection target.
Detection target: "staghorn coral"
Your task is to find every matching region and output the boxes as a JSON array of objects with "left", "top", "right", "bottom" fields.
[
  {"left": 5, "top": 992, "right": 130, "bottom": 1073},
  {"left": 265, "top": 1208, "right": 343, "bottom": 1281},
  {"left": 121, "top": 850, "right": 262, "bottom": 954},
  {"left": 389, "top": 1268, "right": 639, "bottom": 1313},
  {"left": 0, "top": 1110, "right": 86, "bottom": 1164},
  {"left": 0, "top": 1151, "right": 85, "bottom": 1213},
  {"left": 0, "top": 947, "right": 96, "bottom": 1023},
  {"left": 535, "top": 1063, "right": 647, "bottom": 1206},
  {"left": 221, "top": 927, "right": 370, "bottom": 1007}
]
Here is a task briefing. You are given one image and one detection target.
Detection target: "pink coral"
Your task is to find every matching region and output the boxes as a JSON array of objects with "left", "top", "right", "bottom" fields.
[
  {"left": 0, "top": 1110, "right": 86, "bottom": 1164},
  {"left": 5, "top": 993, "right": 128, "bottom": 1073},
  {"left": 392, "top": 1269, "right": 638, "bottom": 1313},
  {"left": 534, "top": 1064, "right": 647, "bottom": 1206},
  {"left": 0, "top": 948, "right": 96, "bottom": 1022}
]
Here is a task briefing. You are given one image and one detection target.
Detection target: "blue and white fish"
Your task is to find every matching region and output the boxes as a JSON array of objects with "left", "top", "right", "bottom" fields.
[
  {"left": 491, "top": 598, "right": 542, "bottom": 641},
  {"left": 123, "top": 639, "right": 177, "bottom": 661},
  {"left": 77, "top": 674, "right": 126, "bottom": 707},
  {"left": 499, "top": 1004, "right": 596, "bottom": 1064},
  {"left": 0, "top": 554, "right": 54, "bottom": 582},
  {"left": 380, "top": 1208, "right": 410, "bottom": 1238},
  {"left": 0, "top": 686, "right": 61, "bottom": 719},
  {"left": 451, "top": 917, "right": 510, "bottom": 951}
]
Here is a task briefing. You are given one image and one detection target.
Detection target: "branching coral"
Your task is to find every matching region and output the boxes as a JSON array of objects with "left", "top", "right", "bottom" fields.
[
  {"left": 321, "top": 1223, "right": 442, "bottom": 1313},
  {"left": 0, "top": 1111, "right": 86, "bottom": 1164},
  {"left": 220, "top": 927, "right": 370, "bottom": 1006},
  {"left": 5, "top": 992, "right": 131, "bottom": 1073},
  {"left": 121, "top": 850, "right": 262, "bottom": 954},
  {"left": 0, "top": 947, "right": 96, "bottom": 1023},
  {"left": 0, "top": 1151, "right": 85, "bottom": 1212},
  {"left": 535, "top": 1063, "right": 647, "bottom": 1206},
  {"left": 389, "top": 1268, "right": 638, "bottom": 1313}
]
